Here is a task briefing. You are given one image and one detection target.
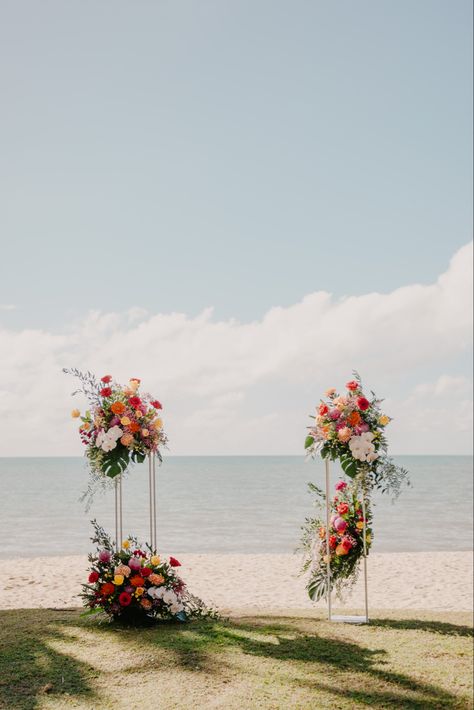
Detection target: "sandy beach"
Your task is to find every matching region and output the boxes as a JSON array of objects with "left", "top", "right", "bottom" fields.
[{"left": 0, "top": 551, "right": 472, "bottom": 612}]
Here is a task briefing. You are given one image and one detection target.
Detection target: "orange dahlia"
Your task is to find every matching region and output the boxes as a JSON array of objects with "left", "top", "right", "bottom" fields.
[{"left": 110, "top": 402, "right": 126, "bottom": 415}]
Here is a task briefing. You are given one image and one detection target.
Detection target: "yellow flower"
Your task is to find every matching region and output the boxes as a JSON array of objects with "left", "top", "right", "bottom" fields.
[
  {"left": 379, "top": 415, "right": 390, "bottom": 426},
  {"left": 113, "top": 575, "right": 124, "bottom": 586},
  {"left": 135, "top": 409, "right": 142, "bottom": 418},
  {"left": 356, "top": 521, "right": 364, "bottom": 530},
  {"left": 81, "top": 422, "right": 91, "bottom": 431},
  {"left": 141, "top": 429, "right": 150, "bottom": 437},
  {"left": 150, "top": 555, "right": 161, "bottom": 566},
  {"left": 366, "top": 534, "right": 371, "bottom": 544},
  {"left": 71, "top": 409, "right": 81, "bottom": 418},
  {"left": 153, "top": 418, "right": 163, "bottom": 430},
  {"left": 122, "top": 540, "right": 130, "bottom": 550},
  {"left": 120, "top": 416, "right": 131, "bottom": 426},
  {"left": 135, "top": 587, "right": 144, "bottom": 597}
]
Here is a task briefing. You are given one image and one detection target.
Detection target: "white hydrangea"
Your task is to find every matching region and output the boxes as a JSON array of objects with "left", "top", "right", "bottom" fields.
[{"left": 349, "top": 432, "right": 379, "bottom": 463}]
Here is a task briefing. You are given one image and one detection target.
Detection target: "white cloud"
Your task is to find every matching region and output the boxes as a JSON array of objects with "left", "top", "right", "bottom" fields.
[
  {"left": 0, "top": 242, "right": 472, "bottom": 456},
  {"left": 0, "top": 304, "right": 16, "bottom": 311}
]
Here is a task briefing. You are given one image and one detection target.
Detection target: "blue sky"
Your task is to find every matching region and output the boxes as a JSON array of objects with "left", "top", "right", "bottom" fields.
[{"left": 0, "top": 0, "right": 472, "bottom": 329}]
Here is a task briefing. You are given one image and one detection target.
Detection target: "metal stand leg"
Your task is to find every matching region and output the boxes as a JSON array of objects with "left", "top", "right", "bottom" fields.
[
  {"left": 325, "top": 458, "right": 332, "bottom": 621},
  {"left": 148, "top": 454, "right": 157, "bottom": 550},
  {"left": 114, "top": 476, "right": 123, "bottom": 552},
  {"left": 361, "top": 474, "right": 369, "bottom": 623}
]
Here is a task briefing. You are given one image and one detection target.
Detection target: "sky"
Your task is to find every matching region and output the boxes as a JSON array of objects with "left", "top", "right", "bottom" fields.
[{"left": 0, "top": 1, "right": 472, "bottom": 455}]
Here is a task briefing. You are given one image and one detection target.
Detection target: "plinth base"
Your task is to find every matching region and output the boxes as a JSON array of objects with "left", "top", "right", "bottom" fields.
[{"left": 330, "top": 614, "right": 369, "bottom": 624}]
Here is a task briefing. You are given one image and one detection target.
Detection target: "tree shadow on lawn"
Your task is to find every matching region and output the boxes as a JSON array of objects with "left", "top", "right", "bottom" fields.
[
  {"left": 368, "top": 617, "right": 473, "bottom": 638},
  {"left": 0, "top": 609, "right": 98, "bottom": 710},
  {"left": 95, "top": 614, "right": 466, "bottom": 708}
]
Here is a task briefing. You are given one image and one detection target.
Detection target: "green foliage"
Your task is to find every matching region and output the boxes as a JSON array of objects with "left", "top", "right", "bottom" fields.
[
  {"left": 304, "top": 435, "right": 314, "bottom": 449},
  {"left": 100, "top": 447, "right": 130, "bottom": 478}
]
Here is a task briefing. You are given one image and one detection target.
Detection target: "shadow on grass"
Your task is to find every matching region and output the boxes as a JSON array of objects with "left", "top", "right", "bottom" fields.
[
  {"left": 368, "top": 617, "right": 473, "bottom": 637},
  {"left": 94, "top": 614, "right": 468, "bottom": 708},
  {"left": 0, "top": 609, "right": 97, "bottom": 710}
]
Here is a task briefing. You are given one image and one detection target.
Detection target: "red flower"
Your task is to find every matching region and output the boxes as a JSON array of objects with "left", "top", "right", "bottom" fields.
[
  {"left": 169, "top": 556, "right": 181, "bottom": 567},
  {"left": 129, "top": 396, "right": 141, "bottom": 408},
  {"left": 100, "top": 387, "right": 112, "bottom": 398},
  {"left": 337, "top": 503, "right": 349, "bottom": 515},
  {"left": 151, "top": 400, "right": 162, "bottom": 410},
  {"left": 100, "top": 582, "right": 115, "bottom": 597},
  {"left": 357, "top": 397, "right": 370, "bottom": 411},
  {"left": 329, "top": 535, "right": 338, "bottom": 549},
  {"left": 130, "top": 575, "right": 145, "bottom": 587},
  {"left": 141, "top": 567, "right": 152, "bottom": 577},
  {"left": 346, "top": 380, "right": 359, "bottom": 391},
  {"left": 88, "top": 571, "right": 99, "bottom": 584},
  {"left": 101, "top": 375, "right": 112, "bottom": 383},
  {"left": 119, "top": 592, "right": 132, "bottom": 606},
  {"left": 319, "top": 403, "right": 329, "bottom": 416}
]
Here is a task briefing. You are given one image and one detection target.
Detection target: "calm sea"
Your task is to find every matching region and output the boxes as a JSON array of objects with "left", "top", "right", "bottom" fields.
[{"left": 0, "top": 456, "right": 472, "bottom": 558}]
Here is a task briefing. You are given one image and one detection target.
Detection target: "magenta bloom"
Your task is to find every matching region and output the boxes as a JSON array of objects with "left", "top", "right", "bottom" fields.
[
  {"left": 124, "top": 585, "right": 134, "bottom": 594},
  {"left": 335, "top": 481, "right": 347, "bottom": 491},
  {"left": 98, "top": 550, "right": 112, "bottom": 563},
  {"left": 355, "top": 423, "right": 370, "bottom": 434},
  {"left": 109, "top": 416, "right": 120, "bottom": 426},
  {"left": 328, "top": 409, "right": 341, "bottom": 420},
  {"left": 128, "top": 557, "right": 142, "bottom": 571},
  {"left": 334, "top": 517, "right": 347, "bottom": 532}
]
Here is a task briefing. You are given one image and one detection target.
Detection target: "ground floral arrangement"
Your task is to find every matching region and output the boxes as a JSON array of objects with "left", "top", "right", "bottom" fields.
[
  {"left": 65, "top": 369, "right": 167, "bottom": 479},
  {"left": 301, "top": 373, "right": 408, "bottom": 601},
  {"left": 83, "top": 522, "right": 216, "bottom": 624}
]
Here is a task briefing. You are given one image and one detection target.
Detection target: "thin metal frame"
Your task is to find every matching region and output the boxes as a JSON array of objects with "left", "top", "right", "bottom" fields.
[
  {"left": 114, "top": 474, "right": 123, "bottom": 552},
  {"left": 325, "top": 458, "right": 369, "bottom": 624},
  {"left": 148, "top": 453, "right": 157, "bottom": 551}
]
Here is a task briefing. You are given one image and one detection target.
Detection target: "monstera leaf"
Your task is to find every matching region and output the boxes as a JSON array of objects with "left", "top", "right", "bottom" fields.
[
  {"left": 131, "top": 450, "right": 147, "bottom": 464},
  {"left": 340, "top": 453, "right": 357, "bottom": 479},
  {"left": 101, "top": 448, "right": 130, "bottom": 478},
  {"left": 308, "top": 569, "right": 329, "bottom": 602}
]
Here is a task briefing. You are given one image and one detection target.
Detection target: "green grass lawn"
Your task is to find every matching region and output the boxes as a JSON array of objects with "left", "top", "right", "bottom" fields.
[{"left": 0, "top": 608, "right": 472, "bottom": 710}]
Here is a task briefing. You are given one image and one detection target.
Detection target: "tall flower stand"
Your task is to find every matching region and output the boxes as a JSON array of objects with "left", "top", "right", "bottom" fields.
[
  {"left": 112, "top": 453, "right": 158, "bottom": 552},
  {"left": 324, "top": 458, "right": 369, "bottom": 624}
]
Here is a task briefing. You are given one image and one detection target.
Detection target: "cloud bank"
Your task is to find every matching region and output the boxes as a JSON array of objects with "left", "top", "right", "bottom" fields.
[{"left": 0, "top": 242, "right": 472, "bottom": 456}]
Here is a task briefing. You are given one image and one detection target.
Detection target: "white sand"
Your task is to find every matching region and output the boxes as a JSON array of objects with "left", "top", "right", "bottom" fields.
[{"left": 0, "top": 551, "right": 472, "bottom": 612}]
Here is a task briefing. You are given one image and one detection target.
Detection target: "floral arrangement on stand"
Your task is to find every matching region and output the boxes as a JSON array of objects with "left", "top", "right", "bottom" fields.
[
  {"left": 301, "top": 373, "right": 408, "bottom": 601},
  {"left": 82, "top": 522, "right": 216, "bottom": 624},
  {"left": 64, "top": 369, "right": 167, "bottom": 480}
]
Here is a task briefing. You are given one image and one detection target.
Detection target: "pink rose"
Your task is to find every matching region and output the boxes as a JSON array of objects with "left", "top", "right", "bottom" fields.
[
  {"left": 334, "top": 517, "right": 347, "bottom": 532},
  {"left": 335, "top": 481, "right": 347, "bottom": 491},
  {"left": 128, "top": 557, "right": 142, "bottom": 571},
  {"left": 98, "top": 550, "right": 111, "bottom": 563}
]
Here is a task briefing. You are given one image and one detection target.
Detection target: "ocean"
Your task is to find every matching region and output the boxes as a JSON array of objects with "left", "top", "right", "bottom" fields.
[{"left": 1, "top": 456, "right": 472, "bottom": 558}]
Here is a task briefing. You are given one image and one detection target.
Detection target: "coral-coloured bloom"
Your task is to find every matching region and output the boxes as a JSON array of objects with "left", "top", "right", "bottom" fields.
[
  {"left": 337, "top": 503, "right": 349, "bottom": 515},
  {"left": 324, "top": 388, "right": 337, "bottom": 397},
  {"left": 88, "top": 571, "right": 99, "bottom": 583},
  {"left": 329, "top": 535, "right": 338, "bottom": 549},
  {"left": 347, "top": 411, "right": 362, "bottom": 427},
  {"left": 110, "top": 402, "right": 126, "bottom": 415},
  {"left": 141, "top": 598, "right": 152, "bottom": 610},
  {"left": 141, "top": 429, "right": 150, "bottom": 437},
  {"left": 101, "top": 375, "right": 112, "bottom": 383},
  {"left": 113, "top": 575, "right": 124, "bottom": 586},
  {"left": 336, "top": 544, "right": 349, "bottom": 556},
  {"left": 100, "top": 387, "right": 112, "bottom": 397},
  {"left": 346, "top": 380, "right": 359, "bottom": 391},
  {"left": 356, "top": 521, "right": 365, "bottom": 530},
  {"left": 129, "top": 396, "right": 141, "bottom": 408},
  {"left": 71, "top": 408, "right": 81, "bottom": 418},
  {"left": 357, "top": 397, "right": 370, "bottom": 411},
  {"left": 130, "top": 575, "right": 145, "bottom": 587},
  {"left": 128, "top": 422, "right": 140, "bottom": 433},
  {"left": 120, "top": 433, "right": 134, "bottom": 446},
  {"left": 337, "top": 427, "right": 352, "bottom": 443},
  {"left": 318, "top": 526, "right": 326, "bottom": 539},
  {"left": 319, "top": 403, "right": 329, "bottom": 416},
  {"left": 119, "top": 592, "right": 132, "bottom": 606},
  {"left": 379, "top": 415, "right": 390, "bottom": 426},
  {"left": 149, "top": 573, "right": 165, "bottom": 586},
  {"left": 335, "top": 481, "right": 347, "bottom": 491},
  {"left": 100, "top": 582, "right": 115, "bottom": 596},
  {"left": 151, "top": 400, "right": 162, "bottom": 409},
  {"left": 169, "top": 557, "right": 181, "bottom": 567}
]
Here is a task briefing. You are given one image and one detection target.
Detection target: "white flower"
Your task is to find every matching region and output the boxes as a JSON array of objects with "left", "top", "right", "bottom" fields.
[
  {"left": 101, "top": 438, "right": 117, "bottom": 452},
  {"left": 349, "top": 433, "right": 378, "bottom": 462},
  {"left": 148, "top": 586, "right": 165, "bottom": 600},
  {"left": 170, "top": 601, "right": 184, "bottom": 614},
  {"left": 107, "top": 425, "right": 123, "bottom": 441},
  {"left": 162, "top": 589, "right": 177, "bottom": 605}
]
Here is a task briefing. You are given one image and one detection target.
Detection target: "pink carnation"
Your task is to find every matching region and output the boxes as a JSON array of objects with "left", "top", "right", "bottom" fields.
[
  {"left": 328, "top": 409, "right": 341, "bottom": 420},
  {"left": 98, "top": 550, "right": 111, "bottom": 563},
  {"left": 335, "top": 481, "right": 347, "bottom": 491}
]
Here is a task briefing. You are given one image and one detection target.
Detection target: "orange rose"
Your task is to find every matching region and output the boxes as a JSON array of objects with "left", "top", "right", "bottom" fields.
[
  {"left": 110, "top": 402, "right": 126, "bottom": 415},
  {"left": 130, "top": 575, "right": 145, "bottom": 587},
  {"left": 148, "top": 573, "right": 165, "bottom": 585},
  {"left": 335, "top": 544, "right": 349, "bottom": 556},
  {"left": 348, "top": 411, "right": 361, "bottom": 426},
  {"left": 128, "top": 422, "right": 140, "bottom": 433}
]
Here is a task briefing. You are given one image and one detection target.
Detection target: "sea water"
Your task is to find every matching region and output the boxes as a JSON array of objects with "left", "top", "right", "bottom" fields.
[{"left": 0, "top": 455, "right": 472, "bottom": 558}]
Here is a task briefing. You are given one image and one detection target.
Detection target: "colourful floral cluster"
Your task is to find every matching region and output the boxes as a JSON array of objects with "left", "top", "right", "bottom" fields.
[
  {"left": 65, "top": 370, "right": 167, "bottom": 478},
  {"left": 83, "top": 523, "right": 213, "bottom": 623},
  {"left": 305, "top": 480, "right": 373, "bottom": 601},
  {"left": 305, "top": 377, "right": 391, "bottom": 476}
]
